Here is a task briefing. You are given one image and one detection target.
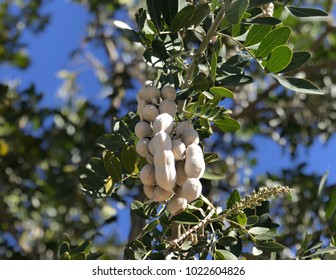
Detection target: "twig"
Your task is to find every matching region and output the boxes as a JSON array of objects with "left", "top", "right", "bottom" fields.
[{"left": 168, "top": 207, "right": 216, "bottom": 249}]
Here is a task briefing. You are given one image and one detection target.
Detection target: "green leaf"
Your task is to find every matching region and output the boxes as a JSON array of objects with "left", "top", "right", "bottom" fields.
[
  {"left": 209, "top": 87, "right": 234, "bottom": 98},
  {"left": 131, "top": 200, "right": 147, "bottom": 219},
  {"left": 97, "top": 133, "right": 124, "bottom": 151},
  {"left": 214, "top": 249, "right": 238, "bottom": 260},
  {"left": 226, "top": 0, "right": 249, "bottom": 24},
  {"left": 287, "top": 6, "right": 328, "bottom": 17},
  {"left": 89, "top": 157, "right": 108, "bottom": 178},
  {"left": 301, "top": 247, "right": 336, "bottom": 259},
  {"left": 249, "top": 227, "right": 270, "bottom": 235},
  {"left": 214, "top": 117, "right": 240, "bottom": 133},
  {"left": 202, "top": 170, "right": 226, "bottom": 180},
  {"left": 227, "top": 189, "right": 240, "bottom": 209},
  {"left": 210, "top": 39, "right": 222, "bottom": 82},
  {"left": 121, "top": 145, "right": 138, "bottom": 174},
  {"left": 265, "top": 45, "right": 293, "bottom": 73},
  {"left": 274, "top": 75, "right": 324, "bottom": 95},
  {"left": 249, "top": 0, "right": 273, "bottom": 6},
  {"left": 256, "top": 241, "right": 285, "bottom": 252},
  {"left": 256, "top": 26, "right": 291, "bottom": 58},
  {"left": 245, "top": 25, "right": 272, "bottom": 47},
  {"left": 246, "top": 215, "right": 259, "bottom": 226},
  {"left": 318, "top": 170, "right": 329, "bottom": 197},
  {"left": 204, "top": 152, "right": 219, "bottom": 164},
  {"left": 75, "top": 241, "right": 92, "bottom": 255},
  {"left": 171, "top": 211, "right": 200, "bottom": 224},
  {"left": 211, "top": 0, "right": 218, "bottom": 12},
  {"left": 280, "top": 51, "right": 311, "bottom": 73},
  {"left": 189, "top": 3, "right": 210, "bottom": 28},
  {"left": 217, "top": 236, "right": 237, "bottom": 247},
  {"left": 103, "top": 151, "right": 122, "bottom": 182},
  {"left": 171, "top": 5, "right": 195, "bottom": 33},
  {"left": 162, "top": 0, "right": 179, "bottom": 27},
  {"left": 237, "top": 213, "right": 247, "bottom": 226},
  {"left": 143, "top": 219, "right": 159, "bottom": 233},
  {"left": 326, "top": 191, "right": 336, "bottom": 220},
  {"left": 79, "top": 168, "right": 104, "bottom": 193},
  {"left": 248, "top": 17, "right": 282, "bottom": 26},
  {"left": 218, "top": 74, "right": 253, "bottom": 87},
  {"left": 146, "top": 0, "right": 162, "bottom": 31}
]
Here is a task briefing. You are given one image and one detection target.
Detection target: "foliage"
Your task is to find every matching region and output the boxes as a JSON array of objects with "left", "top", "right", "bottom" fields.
[{"left": 0, "top": 0, "right": 336, "bottom": 260}]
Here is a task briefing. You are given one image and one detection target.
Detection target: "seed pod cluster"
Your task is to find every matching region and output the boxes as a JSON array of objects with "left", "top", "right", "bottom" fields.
[{"left": 136, "top": 85, "right": 206, "bottom": 215}]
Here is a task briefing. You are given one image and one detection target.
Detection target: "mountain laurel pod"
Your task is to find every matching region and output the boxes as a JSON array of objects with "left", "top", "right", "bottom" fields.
[
  {"left": 136, "top": 98, "right": 148, "bottom": 120},
  {"left": 181, "top": 128, "right": 199, "bottom": 146},
  {"left": 134, "top": 121, "right": 152, "bottom": 139},
  {"left": 142, "top": 104, "right": 159, "bottom": 122},
  {"left": 175, "top": 160, "right": 188, "bottom": 186},
  {"left": 185, "top": 144, "right": 205, "bottom": 179},
  {"left": 150, "top": 131, "right": 172, "bottom": 154},
  {"left": 161, "top": 85, "right": 176, "bottom": 101},
  {"left": 140, "top": 164, "right": 156, "bottom": 186},
  {"left": 152, "top": 186, "right": 174, "bottom": 202},
  {"left": 159, "top": 100, "right": 177, "bottom": 117},
  {"left": 139, "top": 85, "right": 160, "bottom": 105},
  {"left": 152, "top": 113, "right": 174, "bottom": 134},
  {"left": 181, "top": 178, "right": 202, "bottom": 202},
  {"left": 166, "top": 196, "right": 187, "bottom": 216},
  {"left": 136, "top": 138, "right": 150, "bottom": 158},
  {"left": 146, "top": 153, "right": 154, "bottom": 163},
  {"left": 143, "top": 184, "right": 156, "bottom": 199},
  {"left": 154, "top": 150, "right": 176, "bottom": 191},
  {"left": 172, "top": 139, "right": 186, "bottom": 161},
  {"left": 175, "top": 121, "right": 193, "bottom": 138}
]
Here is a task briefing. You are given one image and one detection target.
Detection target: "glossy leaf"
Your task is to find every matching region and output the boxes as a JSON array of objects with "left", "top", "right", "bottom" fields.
[
  {"left": 280, "top": 51, "right": 311, "bottom": 73},
  {"left": 287, "top": 6, "right": 328, "bottom": 17},
  {"left": 89, "top": 157, "right": 108, "bottom": 178},
  {"left": 326, "top": 192, "right": 336, "bottom": 220},
  {"left": 256, "top": 26, "right": 291, "bottom": 58},
  {"left": 202, "top": 170, "right": 226, "bottom": 180},
  {"left": 146, "top": 0, "right": 162, "bottom": 31},
  {"left": 265, "top": 45, "right": 293, "bottom": 73},
  {"left": 162, "top": 0, "right": 179, "bottom": 27},
  {"left": 171, "top": 211, "right": 200, "bottom": 224},
  {"left": 227, "top": 189, "right": 240, "bottom": 209},
  {"left": 246, "top": 215, "right": 259, "bottom": 226},
  {"left": 226, "top": 0, "right": 249, "bottom": 24},
  {"left": 210, "top": 87, "right": 234, "bottom": 98},
  {"left": 189, "top": 3, "right": 210, "bottom": 28},
  {"left": 103, "top": 151, "right": 122, "bottom": 182},
  {"left": 249, "top": 227, "right": 270, "bottom": 235},
  {"left": 218, "top": 74, "right": 253, "bottom": 87},
  {"left": 171, "top": 5, "right": 195, "bottom": 33},
  {"left": 214, "top": 249, "right": 238, "bottom": 260},
  {"left": 217, "top": 236, "right": 237, "bottom": 247},
  {"left": 237, "top": 213, "right": 247, "bottom": 226},
  {"left": 249, "top": 0, "right": 273, "bottom": 6},
  {"left": 256, "top": 241, "right": 285, "bottom": 252},
  {"left": 143, "top": 219, "right": 159, "bottom": 233},
  {"left": 121, "top": 145, "right": 138, "bottom": 174},
  {"left": 245, "top": 25, "right": 272, "bottom": 47},
  {"left": 214, "top": 117, "right": 240, "bottom": 133},
  {"left": 211, "top": 0, "right": 218, "bottom": 12},
  {"left": 97, "top": 133, "right": 124, "bottom": 150},
  {"left": 274, "top": 75, "right": 324, "bottom": 95},
  {"left": 247, "top": 17, "right": 282, "bottom": 26},
  {"left": 318, "top": 170, "right": 329, "bottom": 197}
]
